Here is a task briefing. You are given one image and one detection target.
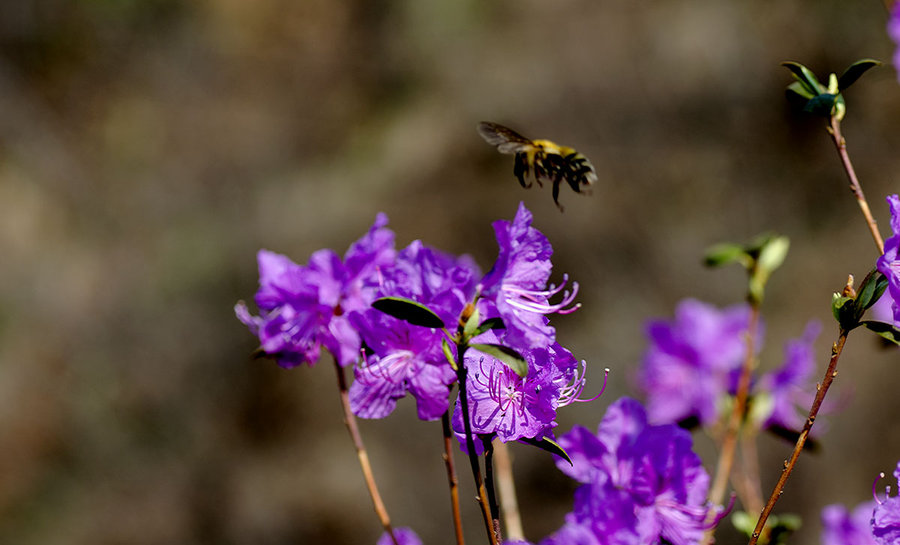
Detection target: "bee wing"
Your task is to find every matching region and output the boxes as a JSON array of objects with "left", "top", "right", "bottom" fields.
[{"left": 477, "top": 122, "right": 533, "bottom": 154}]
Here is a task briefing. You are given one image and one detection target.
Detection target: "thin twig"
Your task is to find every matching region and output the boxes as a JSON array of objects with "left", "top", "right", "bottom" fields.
[
  {"left": 333, "top": 360, "right": 399, "bottom": 545},
  {"left": 747, "top": 330, "right": 849, "bottom": 545},
  {"left": 702, "top": 304, "right": 761, "bottom": 545},
  {"left": 828, "top": 117, "right": 885, "bottom": 254},
  {"left": 442, "top": 410, "right": 466, "bottom": 545},
  {"left": 482, "top": 437, "right": 502, "bottom": 541},
  {"left": 737, "top": 427, "right": 764, "bottom": 517},
  {"left": 493, "top": 440, "right": 525, "bottom": 541}
]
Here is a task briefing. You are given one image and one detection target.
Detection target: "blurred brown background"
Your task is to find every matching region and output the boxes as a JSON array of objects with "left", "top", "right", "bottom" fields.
[{"left": 1, "top": 1, "right": 898, "bottom": 544}]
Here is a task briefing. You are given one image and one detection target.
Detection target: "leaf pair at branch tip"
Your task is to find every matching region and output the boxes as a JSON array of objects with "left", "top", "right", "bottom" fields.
[
  {"left": 830, "top": 271, "right": 900, "bottom": 345},
  {"left": 704, "top": 233, "right": 789, "bottom": 304},
  {"left": 782, "top": 59, "right": 880, "bottom": 121}
]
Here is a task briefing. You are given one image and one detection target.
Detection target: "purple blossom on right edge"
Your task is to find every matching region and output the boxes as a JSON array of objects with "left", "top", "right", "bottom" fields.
[
  {"left": 873, "top": 461, "right": 900, "bottom": 544},
  {"left": 542, "top": 397, "right": 721, "bottom": 545},
  {"left": 890, "top": 3, "right": 900, "bottom": 83},
  {"left": 876, "top": 195, "right": 900, "bottom": 326},
  {"left": 821, "top": 501, "right": 877, "bottom": 545}
]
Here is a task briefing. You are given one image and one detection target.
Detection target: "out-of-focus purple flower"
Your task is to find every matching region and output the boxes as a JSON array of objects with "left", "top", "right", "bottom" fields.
[
  {"left": 350, "top": 241, "right": 480, "bottom": 421},
  {"left": 377, "top": 527, "right": 422, "bottom": 545},
  {"left": 821, "top": 502, "right": 877, "bottom": 545},
  {"left": 452, "top": 335, "right": 588, "bottom": 451},
  {"left": 758, "top": 321, "right": 821, "bottom": 432},
  {"left": 876, "top": 195, "right": 900, "bottom": 326},
  {"left": 889, "top": 4, "right": 900, "bottom": 83},
  {"left": 235, "top": 215, "right": 396, "bottom": 368},
  {"left": 637, "top": 299, "right": 752, "bottom": 426},
  {"left": 479, "top": 202, "right": 579, "bottom": 350},
  {"left": 873, "top": 461, "right": 900, "bottom": 544},
  {"left": 545, "top": 397, "right": 719, "bottom": 545}
]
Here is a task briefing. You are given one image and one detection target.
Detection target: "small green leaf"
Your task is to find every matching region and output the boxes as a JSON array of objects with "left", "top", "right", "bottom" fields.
[
  {"left": 838, "top": 59, "right": 881, "bottom": 91},
  {"left": 519, "top": 436, "right": 573, "bottom": 465},
  {"left": 473, "top": 317, "right": 506, "bottom": 338},
  {"left": 442, "top": 338, "right": 458, "bottom": 371},
  {"left": 463, "top": 306, "right": 481, "bottom": 339},
  {"left": 757, "top": 235, "right": 790, "bottom": 274},
  {"left": 782, "top": 61, "right": 823, "bottom": 95},
  {"left": 786, "top": 80, "right": 815, "bottom": 100},
  {"left": 469, "top": 343, "right": 528, "bottom": 377},
  {"left": 831, "top": 292, "right": 856, "bottom": 326},
  {"left": 803, "top": 93, "right": 837, "bottom": 117},
  {"left": 372, "top": 297, "right": 445, "bottom": 329},
  {"left": 862, "top": 321, "right": 900, "bottom": 346},
  {"left": 703, "top": 243, "right": 749, "bottom": 268}
]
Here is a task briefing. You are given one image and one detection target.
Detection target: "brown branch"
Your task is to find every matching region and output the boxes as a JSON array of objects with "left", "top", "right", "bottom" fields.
[
  {"left": 747, "top": 330, "right": 849, "bottom": 545},
  {"left": 493, "top": 440, "right": 525, "bottom": 541},
  {"left": 334, "top": 361, "right": 399, "bottom": 545},
  {"left": 828, "top": 117, "right": 885, "bottom": 254},
  {"left": 442, "top": 410, "right": 465, "bottom": 545}
]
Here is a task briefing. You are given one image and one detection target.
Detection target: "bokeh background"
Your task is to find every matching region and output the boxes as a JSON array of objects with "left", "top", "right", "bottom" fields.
[{"left": 1, "top": 1, "right": 899, "bottom": 544}]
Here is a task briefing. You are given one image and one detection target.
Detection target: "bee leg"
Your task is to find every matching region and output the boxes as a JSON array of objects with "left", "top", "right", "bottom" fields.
[
  {"left": 514, "top": 154, "right": 532, "bottom": 188},
  {"left": 552, "top": 178, "right": 564, "bottom": 212}
]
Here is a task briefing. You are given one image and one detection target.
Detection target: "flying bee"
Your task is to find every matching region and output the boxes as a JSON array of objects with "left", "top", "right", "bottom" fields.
[{"left": 477, "top": 121, "right": 597, "bottom": 211}]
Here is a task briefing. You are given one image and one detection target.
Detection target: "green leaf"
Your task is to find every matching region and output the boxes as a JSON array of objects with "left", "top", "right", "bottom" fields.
[
  {"left": 442, "top": 338, "right": 458, "bottom": 371},
  {"left": 803, "top": 93, "right": 837, "bottom": 117},
  {"left": 372, "top": 297, "right": 445, "bottom": 329},
  {"left": 463, "top": 306, "right": 481, "bottom": 339},
  {"left": 519, "top": 436, "right": 573, "bottom": 465},
  {"left": 703, "top": 243, "right": 749, "bottom": 268},
  {"left": 786, "top": 80, "right": 815, "bottom": 100},
  {"left": 831, "top": 292, "right": 856, "bottom": 327},
  {"left": 838, "top": 59, "right": 881, "bottom": 91},
  {"left": 858, "top": 271, "right": 888, "bottom": 311},
  {"left": 757, "top": 235, "right": 790, "bottom": 274},
  {"left": 473, "top": 317, "right": 506, "bottom": 338},
  {"left": 862, "top": 321, "right": 900, "bottom": 346},
  {"left": 469, "top": 343, "right": 528, "bottom": 377},
  {"left": 782, "top": 61, "right": 823, "bottom": 95}
]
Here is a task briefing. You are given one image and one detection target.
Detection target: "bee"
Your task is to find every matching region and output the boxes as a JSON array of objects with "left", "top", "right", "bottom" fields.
[{"left": 477, "top": 121, "right": 597, "bottom": 211}]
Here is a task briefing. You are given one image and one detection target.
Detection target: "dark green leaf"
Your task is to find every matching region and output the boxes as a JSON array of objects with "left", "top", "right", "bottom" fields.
[
  {"left": 838, "top": 59, "right": 881, "bottom": 91},
  {"left": 803, "top": 93, "right": 837, "bottom": 116},
  {"left": 469, "top": 343, "right": 528, "bottom": 377},
  {"left": 473, "top": 317, "right": 506, "bottom": 337},
  {"left": 862, "top": 321, "right": 900, "bottom": 346},
  {"left": 857, "top": 271, "right": 888, "bottom": 311},
  {"left": 782, "top": 61, "right": 823, "bottom": 96},
  {"left": 372, "top": 297, "right": 445, "bottom": 329},
  {"left": 519, "top": 436, "right": 573, "bottom": 465}
]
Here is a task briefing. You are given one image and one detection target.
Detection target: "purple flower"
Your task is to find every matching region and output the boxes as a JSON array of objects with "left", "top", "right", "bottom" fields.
[
  {"left": 821, "top": 502, "right": 877, "bottom": 545},
  {"left": 349, "top": 241, "right": 480, "bottom": 420},
  {"left": 876, "top": 195, "right": 900, "bottom": 326},
  {"left": 452, "top": 335, "right": 588, "bottom": 451},
  {"left": 545, "top": 397, "right": 719, "bottom": 545},
  {"left": 637, "top": 299, "right": 752, "bottom": 426},
  {"left": 479, "top": 202, "right": 579, "bottom": 350},
  {"left": 873, "top": 461, "right": 900, "bottom": 544},
  {"left": 377, "top": 527, "right": 422, "bottom": 545},
  {"left": 889, "top": 4, "right": 900, "bottom": 83},
  {"left": 235, "top": 215, "right": 396, "bottom": 368},
  {"left": 758, "top": 321, "right": 821, "bottom": 433}
]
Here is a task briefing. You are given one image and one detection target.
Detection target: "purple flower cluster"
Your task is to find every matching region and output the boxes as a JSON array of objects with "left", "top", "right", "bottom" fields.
[
  {"left": 543, "top": 397, "right": 719, "bottom": 545},
  {"left": 873, "top": 461, "right": 900, "bottom": 544},
  {"left": 235, "top": 214, "right": 396, "bottom": 368},
  {"left": 876, "top": 194, "right": 900, "bottom": 326},
  {"left": 237, "top": 203, "right": 590, "bottom": 433},
  {"left": 637, "top": 299, "right": 820, "bottom": 433},
  {"left": 818, "top": 460, "right": 900, "bottom": 545}
]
